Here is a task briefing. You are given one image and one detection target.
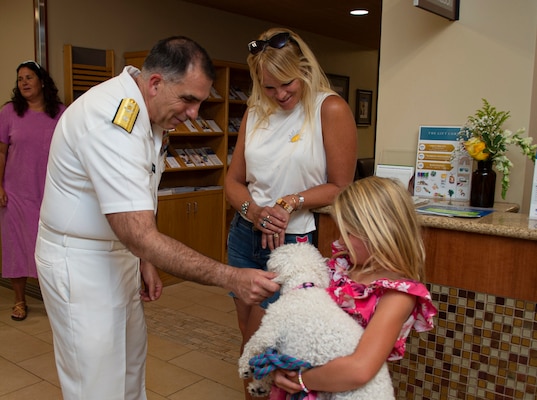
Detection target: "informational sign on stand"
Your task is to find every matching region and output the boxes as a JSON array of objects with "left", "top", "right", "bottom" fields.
[{"left": 413, "top": 126, "right": 471, "bottom": 200}]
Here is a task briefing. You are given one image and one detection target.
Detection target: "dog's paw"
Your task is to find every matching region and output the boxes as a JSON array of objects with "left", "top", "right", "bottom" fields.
[
  {"left": 247, "top": 382, "right": 270, "bottom": 397},
  {"left": 238, "top": 365, "right": 254, "bottom": 379}
]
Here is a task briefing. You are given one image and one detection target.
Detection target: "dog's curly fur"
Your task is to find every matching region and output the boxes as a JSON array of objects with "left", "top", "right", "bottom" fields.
[{"left": 238, "top": 243, "right": 395, "bottom": 399}]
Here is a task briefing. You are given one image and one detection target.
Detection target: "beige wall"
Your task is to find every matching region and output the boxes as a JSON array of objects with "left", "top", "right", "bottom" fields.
[
  {"left": 377, "top": 0, "right": 537, "bottom": 210},
  {"left": 7, "top": 1, "right": 537, "bottom": 204},
  {"left": 0, "top": 0, "right": 34, "bottom": 102},
  {"left": 522, "top": 27, "right": 537, "bottom": 212},
  {"left": 0, "top": 0, "right": 378, "bottom": 158}
]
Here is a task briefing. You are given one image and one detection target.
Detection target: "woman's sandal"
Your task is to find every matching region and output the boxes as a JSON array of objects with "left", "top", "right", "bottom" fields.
[{"left": 11, "top": 301, "right": 28, "bottom": 321}]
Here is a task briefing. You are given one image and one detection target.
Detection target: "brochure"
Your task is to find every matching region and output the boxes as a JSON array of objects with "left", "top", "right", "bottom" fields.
[{"left": 416, "top": 204, "right": 494, "bottom": 218}]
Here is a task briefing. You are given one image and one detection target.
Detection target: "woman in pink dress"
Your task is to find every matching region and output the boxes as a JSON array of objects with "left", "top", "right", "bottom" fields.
[
  {"left": 0, "top": 60, "right": 65, "bottom": 321},
  {"left": 272, "top": 177, "right": 438, "bottom": 398}
]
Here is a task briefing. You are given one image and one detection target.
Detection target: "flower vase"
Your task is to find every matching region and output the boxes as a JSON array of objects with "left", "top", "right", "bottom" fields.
[{"left": 470, "top": 160, "right": 496, "bottom": 208}]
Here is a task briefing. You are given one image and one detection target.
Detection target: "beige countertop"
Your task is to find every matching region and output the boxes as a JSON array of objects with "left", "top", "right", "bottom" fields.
[{"left": 314, "top": 198, "right": 537, "bottom": 241}]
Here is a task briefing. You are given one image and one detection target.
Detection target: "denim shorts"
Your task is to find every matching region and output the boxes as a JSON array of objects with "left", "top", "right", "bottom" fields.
[{"left": 227, "top": 212, "right": 313, "bottom": 308}]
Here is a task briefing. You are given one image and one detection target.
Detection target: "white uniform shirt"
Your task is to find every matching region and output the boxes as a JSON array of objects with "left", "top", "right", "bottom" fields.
[
  {"left": 40, "top": 66, "right": 165, "bottom": 240},
  {"left": 245, "top": 93, "right": 331, "bottom": 234}
]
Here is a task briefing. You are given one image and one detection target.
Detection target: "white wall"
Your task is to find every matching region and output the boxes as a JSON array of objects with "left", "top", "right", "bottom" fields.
[{"left": 377, "top": 0, "right": 537, "bottom": 209}]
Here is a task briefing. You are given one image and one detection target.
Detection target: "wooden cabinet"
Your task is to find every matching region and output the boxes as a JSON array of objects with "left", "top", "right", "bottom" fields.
[
  {"left": 315, "top": 212, "right": 339, "bottom": 257},
  {"left": 124, "top": 52, "right": 250, "bottom": 262},
  {"left": 157, "top": 191, "right": 223, "bottom": 261}
]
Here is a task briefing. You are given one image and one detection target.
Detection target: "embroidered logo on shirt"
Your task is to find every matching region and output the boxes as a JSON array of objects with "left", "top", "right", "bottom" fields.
[
  {"left": 112, "top": 98, "right": 139, "bottom": 133},
  {"left": 289, "top": 129, "right": 301, "bottom": 143}
]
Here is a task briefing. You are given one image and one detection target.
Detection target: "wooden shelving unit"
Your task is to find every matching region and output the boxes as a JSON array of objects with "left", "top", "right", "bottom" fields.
[{"left": 124, "top": 52, "right": 250, "bottom": 262}]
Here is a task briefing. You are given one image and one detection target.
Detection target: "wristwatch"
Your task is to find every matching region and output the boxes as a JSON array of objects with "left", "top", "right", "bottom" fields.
[{"left": 294, "top": 193, "right": 304, "bottom": 210}]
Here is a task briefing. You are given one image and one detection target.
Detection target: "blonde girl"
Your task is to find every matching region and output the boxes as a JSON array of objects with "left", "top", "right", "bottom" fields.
[{"left": 273, "top": 177, "right": 437, "bottom": 397}]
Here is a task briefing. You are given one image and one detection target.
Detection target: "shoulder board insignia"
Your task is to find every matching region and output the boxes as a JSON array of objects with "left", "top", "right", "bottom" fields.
[{"left": 112, "top": 98, "right": 139, "bottom": 133}]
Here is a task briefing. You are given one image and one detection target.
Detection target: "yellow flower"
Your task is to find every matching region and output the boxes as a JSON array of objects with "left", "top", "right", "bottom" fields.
[{"left": 464, "top": 137, "right": 489, "bottom": 161}]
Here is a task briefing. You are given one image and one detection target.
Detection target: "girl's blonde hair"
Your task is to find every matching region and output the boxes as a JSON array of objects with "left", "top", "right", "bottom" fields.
[
  {"left": 246, "top": 27, "right": 335, "bottom": 134},
  {"left": 332, "top": 177, "right": 426, "bottom": 282}
]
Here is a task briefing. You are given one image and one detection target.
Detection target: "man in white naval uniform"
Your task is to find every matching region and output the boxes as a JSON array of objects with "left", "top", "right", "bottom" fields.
[{"left": 35, "top": 36, "right": 279, "bottom": 400}]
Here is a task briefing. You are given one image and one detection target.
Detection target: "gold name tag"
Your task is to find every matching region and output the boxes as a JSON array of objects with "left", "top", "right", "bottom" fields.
[{"left": 112, "top": 98, "right": 139, "bottom": 133}]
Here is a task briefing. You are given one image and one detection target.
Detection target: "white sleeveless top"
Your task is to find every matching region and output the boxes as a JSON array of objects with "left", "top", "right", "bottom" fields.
[{"left": 244, "top": 92, "right": 331, "bottom": 234}]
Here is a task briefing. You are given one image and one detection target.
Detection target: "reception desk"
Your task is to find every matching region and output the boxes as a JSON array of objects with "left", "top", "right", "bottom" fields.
[
  {"left": 314, "top": 200, "right": 537, "bottom": 399},
  {"left": 420, "top": 207, "right": 537, "bottom": 302},
  {"left": 315, "top": 200, "right": 537, "bottom": 301}
]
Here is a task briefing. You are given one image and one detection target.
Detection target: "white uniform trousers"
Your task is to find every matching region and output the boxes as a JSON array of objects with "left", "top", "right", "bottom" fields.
[{"left": 35, "top": 226, "right": 147, "bottom": 400}]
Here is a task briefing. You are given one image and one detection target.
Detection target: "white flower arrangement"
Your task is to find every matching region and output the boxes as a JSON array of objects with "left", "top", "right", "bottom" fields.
[{"left": 456, "top": 99, "right": 536, "bottom": 199}]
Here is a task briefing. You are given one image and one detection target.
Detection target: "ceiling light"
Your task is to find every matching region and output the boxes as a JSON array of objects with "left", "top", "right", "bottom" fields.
[{"left": 350, "top": 9, "right": 369, "bottom": 16}]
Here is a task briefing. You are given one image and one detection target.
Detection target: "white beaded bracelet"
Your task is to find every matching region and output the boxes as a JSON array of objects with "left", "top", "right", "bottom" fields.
[{"left": 298, "top": 369, "right": 309, "bottom": 393}]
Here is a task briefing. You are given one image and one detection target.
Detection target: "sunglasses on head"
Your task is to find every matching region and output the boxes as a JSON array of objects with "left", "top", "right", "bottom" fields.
[{"left": 248, "top": 32, "right": 293, "bottom": 55}]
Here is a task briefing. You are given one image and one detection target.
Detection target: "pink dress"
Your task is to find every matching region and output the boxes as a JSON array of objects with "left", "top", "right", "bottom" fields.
[
  {"left": 326, "top": 240, "right": 437, "bottom": 361},
  {"left": 0, "top": 103, "right": 65, "bottom": 278}
]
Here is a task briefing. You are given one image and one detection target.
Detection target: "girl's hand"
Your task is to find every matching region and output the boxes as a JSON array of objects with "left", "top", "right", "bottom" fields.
[{"left": 272, "top": 369, "right": 302, "bottom": 394}]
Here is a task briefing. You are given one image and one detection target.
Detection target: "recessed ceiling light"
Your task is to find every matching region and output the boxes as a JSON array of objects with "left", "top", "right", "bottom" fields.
[{"left": 350, "top": 9, "right": 369, "bottom": 16}]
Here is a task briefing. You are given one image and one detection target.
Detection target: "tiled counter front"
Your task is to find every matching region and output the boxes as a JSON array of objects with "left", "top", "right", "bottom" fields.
[
  {"left": 397, "top": 211, "right": 537, "bottom": 400},
  {"left": 314, "top": 202, "right": 537, "bottom": 399},
  {"left": 390, "top": 284, "right": 536, "bottom": 399}
]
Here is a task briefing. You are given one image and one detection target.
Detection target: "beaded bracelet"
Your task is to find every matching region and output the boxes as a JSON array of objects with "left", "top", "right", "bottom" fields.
[
  {"left": 240, "top": 200, "right": 250, "bottom": 217},
  {"left": 298, "top": 369, "right": 309, "bottom": 394}
]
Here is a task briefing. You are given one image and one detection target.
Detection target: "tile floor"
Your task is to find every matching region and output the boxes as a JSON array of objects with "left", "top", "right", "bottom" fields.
[{"left": 0, "top": 281, "right": 246, "bottom": 399}]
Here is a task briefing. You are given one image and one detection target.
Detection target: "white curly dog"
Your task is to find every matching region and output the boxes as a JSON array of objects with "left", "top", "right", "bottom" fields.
[{"left": 238, "top": 243, "right": 395, "bottom": 399}]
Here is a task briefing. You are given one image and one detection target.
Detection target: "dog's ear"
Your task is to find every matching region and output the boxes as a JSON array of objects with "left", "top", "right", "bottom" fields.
[{"left": 267, "top": 258, "right": 288, "bottom": 285}]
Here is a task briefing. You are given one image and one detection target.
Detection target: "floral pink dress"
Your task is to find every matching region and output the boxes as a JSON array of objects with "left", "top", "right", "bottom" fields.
[{"left": 326, "top": 240, "right": 437, "bottom": 361}]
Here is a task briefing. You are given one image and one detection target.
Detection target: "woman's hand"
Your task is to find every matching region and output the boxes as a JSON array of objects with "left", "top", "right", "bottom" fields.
[
  {"left": 256, "top": 205, "right": 288, "bottom": 250},
  {"left": 272, "top": 369, "right": 302, "bottom": 394},
  {"left": 262, "top": 230, "right": 285, "bottom": 250}
]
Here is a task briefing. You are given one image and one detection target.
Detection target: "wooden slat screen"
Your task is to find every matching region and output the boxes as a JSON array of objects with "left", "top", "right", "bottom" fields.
[{"left": 64, "top": 45, "right": 115, "bottom": 104}]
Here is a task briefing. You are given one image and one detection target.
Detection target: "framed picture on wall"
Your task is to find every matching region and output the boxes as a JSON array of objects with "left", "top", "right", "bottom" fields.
[
  {"left": 413, "top": 0, "right": 460, "bottom": 21},
  {"left": 356, "top": 89, "right": 372, "bottom": 125},
  {"left": 326, "top": 73, "right": 350, "bottom": 102}
]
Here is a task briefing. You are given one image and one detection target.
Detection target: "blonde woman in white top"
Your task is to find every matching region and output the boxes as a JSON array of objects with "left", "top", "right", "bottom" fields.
[{"left": 225, "top": 27, "right": 357, "bottom": 400}]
